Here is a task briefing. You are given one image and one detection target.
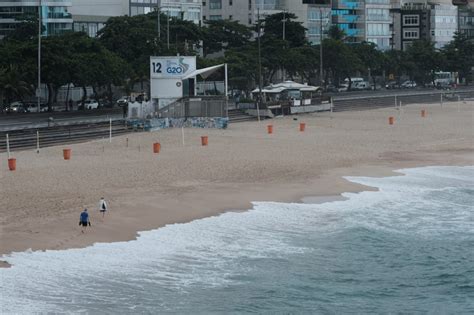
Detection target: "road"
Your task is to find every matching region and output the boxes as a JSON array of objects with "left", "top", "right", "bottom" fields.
[
  {"left": 1, "top": 86, "right": 473, "bottom": 131},
  {"left": 328, "top": 85, "right": 474, "bottom": 100},
  {"left": 0, "top": 108, "right": 124, "bottom": 132}
]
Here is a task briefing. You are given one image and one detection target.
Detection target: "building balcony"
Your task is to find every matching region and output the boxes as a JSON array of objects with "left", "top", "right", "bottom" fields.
[
  {"left": 345, "top": 28, "right": 364, "bottom": 37},
  {"left": 332, "top": 14, "right": 359, "bottom": 24},
  {"left": 332, "top": 0, "right": 362, "bottom": 10}
]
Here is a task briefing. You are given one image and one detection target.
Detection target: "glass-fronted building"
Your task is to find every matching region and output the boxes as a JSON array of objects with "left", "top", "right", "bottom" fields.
[
  {"left": 131, "top": 0, "right": 202, "bottom": 25},
  {"left": 458, "top": 4, "right": 474, "bottom": 39},
  {"left": 0, "top": 0, "right": 72, "bottom": 38},
  {"left": 331, "top": 0, "right": 366, "bottom": 43},
  {"left": 307, "top": 6, "right": 331, "bottom": 45},
  {"left": 430, "top": 3, "right": 457, "bottom": 48},
  {"left": 365, "top": 0, "right": 391, "bottom": 49}
]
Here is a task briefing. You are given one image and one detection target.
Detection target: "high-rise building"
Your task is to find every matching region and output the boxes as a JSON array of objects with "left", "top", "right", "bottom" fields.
[
  {"left": 456, "top": 1, "right": 473, "bottom": 39},
  {"left": 331, "top": 0, "right": 366, "bottom": 43},
  {"left": 331, "top": 0, "right": 392, "bottom": 49},
  {"left": 0, "top": 0, "right": 73, "bottom": 39},
  {"left": 391, "top": 1, "right": 458, "bottom": 50},
  {"left": 430, "top": 1, "right": 458, "bottom": 48},
  {"left": 202, "top": 0, "right": 332, "bottom": 45},
  {"left": 70, "top": 0, "right": 128, "bottom": 37},
  {"left": 365, "top": 0, "right": 392, "bottom": 49},
  {"left": 156, "top": 0, "right": 202, "bottom": 24},
  {"left": 70, "top": 0, "right": 202, "bottom": 37}
]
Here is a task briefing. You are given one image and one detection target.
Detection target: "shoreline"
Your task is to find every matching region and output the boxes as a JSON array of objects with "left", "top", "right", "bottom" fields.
[
  {"left": 1, "top": 159, "right": 471, "bottom": 268},
  {"left": 1, "top": 102, "right": 473, "bottom": 266}
]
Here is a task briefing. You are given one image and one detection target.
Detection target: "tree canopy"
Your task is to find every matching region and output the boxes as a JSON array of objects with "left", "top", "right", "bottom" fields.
[{"left": 1, "top": 11, "right": 473, "bottom": 106}]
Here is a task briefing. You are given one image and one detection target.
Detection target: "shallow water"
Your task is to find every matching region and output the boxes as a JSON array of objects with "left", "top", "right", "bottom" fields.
[{"left": 1, "top": 166, "right": 473, "bottom": 313}]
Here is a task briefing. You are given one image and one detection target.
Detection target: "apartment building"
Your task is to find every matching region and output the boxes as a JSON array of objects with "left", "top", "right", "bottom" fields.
[
  {"left": 391, "top": 1, "right": 458, "bottom": 50},
  {"left": 0, "top": 0, "right": 73, "bottom": 39},
  {"left": 70, "top": 0, "right": 128, "bottom": 37},
  {"left": 365, "top": 0, "right": 392, "bottom": 49},
  {"left": 157, "top": 0, "right": 202, "bottom": 24},
  {"left": 202, "top": 0, "right": 332, "bottom": 44},
  {"left": 457, "top": 3, "right": 474, "bottom": 39},
  {"left": 69, "top": 0, "right": 201, "bottom": 37}
]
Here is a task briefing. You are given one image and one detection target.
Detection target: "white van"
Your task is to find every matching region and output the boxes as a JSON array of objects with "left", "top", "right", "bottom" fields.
[
  {"left": 344, "top": 77, "right": 364, "bottom": 84},
  {"left": 353, "top": 81, "right": 371, "bottom": 90}
]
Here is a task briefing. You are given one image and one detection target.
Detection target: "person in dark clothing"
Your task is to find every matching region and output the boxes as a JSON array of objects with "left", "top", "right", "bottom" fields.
[
  {"left": 123, "top": 102, "right": 128, "bottom": 118},
  {"left": 79, "top": 209, "right": 90, "bottom": 233}
]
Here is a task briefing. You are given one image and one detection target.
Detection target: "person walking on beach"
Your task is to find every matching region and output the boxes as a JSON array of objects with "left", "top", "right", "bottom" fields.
[
  {"left": 79, "top": 209, "right": 90, "bottom": 233},
  {"left": 99, "top": 197, "right": 108, "bottom": 219}
]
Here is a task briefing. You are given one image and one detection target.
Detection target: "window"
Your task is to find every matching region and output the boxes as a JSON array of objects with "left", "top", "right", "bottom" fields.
[
  {"left": 403, "top": 29, "right": 419, "bottom": 39},
  {"left": 229, "top": 15, "right": 233, "bottom": 20},
  {"left": 229, "top": 0, "right": 233, "bottom": 5},
  {"left": 209, "top": 0, "right": 222, "bottom": 9},
  {"left": 209, "top": 15, "right": 222, "bottom": 20},
  {"left": 367, "top": 9, "right": 390, "bottom": 21},
  {"left": 367, "top": 23, "right": 389, "bottom": 36},
  {"left": 403, "top": 15, "right": 419, "bottom": 26}
]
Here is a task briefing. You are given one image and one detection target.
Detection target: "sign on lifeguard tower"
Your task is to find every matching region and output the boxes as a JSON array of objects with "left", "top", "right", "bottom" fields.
[{"left": 150, "top": 56, "right": 197, "bottom": 108}]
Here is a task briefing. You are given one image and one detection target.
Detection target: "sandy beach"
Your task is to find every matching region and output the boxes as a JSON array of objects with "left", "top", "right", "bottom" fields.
[{"left": 0, "top": 101, "right": 472, "bottom": 262}]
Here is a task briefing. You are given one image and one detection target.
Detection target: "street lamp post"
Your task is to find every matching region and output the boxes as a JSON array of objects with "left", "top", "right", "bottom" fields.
[
  {"left": 167, "top": 13, "right": 170, "bottom": 50},
  {"left": 256, "top": 8, "right": 262, "bottom": 122},
  {"left": 319, "top": 7, "right": 324, "bottom": 88},
  {"left": 37, "top": 0, "right": 42, "bottom": 113},
  {"left": 156, "top": 2, "right": 169, "bottom": 50},
  {"left": 282, "top": 10, "right": 286, "bottom": 82},
  {"left": 157, "top": 2, "right": 160, "bottom": 40}
]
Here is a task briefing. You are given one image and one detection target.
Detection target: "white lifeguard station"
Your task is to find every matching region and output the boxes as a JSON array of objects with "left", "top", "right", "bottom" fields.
[{"left": 150, "top": 56, "right": 228, "bottom": 110}]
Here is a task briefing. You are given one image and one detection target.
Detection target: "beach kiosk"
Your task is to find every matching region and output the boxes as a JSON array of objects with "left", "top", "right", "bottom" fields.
[{"left": 251, "top": 81, "right": 326, "bottom": 115}]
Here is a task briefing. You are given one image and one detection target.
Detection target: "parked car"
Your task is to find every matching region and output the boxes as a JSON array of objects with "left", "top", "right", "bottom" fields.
[
  {"left": 435, "top": 81, "right": 454, "bottom": 90},
  {"left": 337, "top": 84, "right": 349, "bottom": 92},
  {"left": 400, "top": 80, "right": 417, "bottom": 89},
  {"left": 116, "top": 97, "right": 129, "bottom": 107},
  {"left": 324, "top": 85, "right": 339, "bottom": 93},
  {"left": 84, "top": 100, "right": 99, "bottom": 110},
  {"left": 6, "top": 101, "right": 26, "bottom": 113},
  {"left": 385, "top": 81, "right": 400, "bottom": 89},
  {"left": 99, "top": 99, "right": 114, "bottom": 108},
  {"left": 26, "top": 103, "right": 48, "bottom": 113}
]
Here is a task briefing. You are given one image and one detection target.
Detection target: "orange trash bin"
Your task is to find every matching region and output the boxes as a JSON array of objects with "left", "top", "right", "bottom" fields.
[
  {"left": 389, "top": 117, "right": 394, "bottom": 125},
  {"left": 201, "top": 136, "right": 208, "bottom": 146},
  {"left": 8, "top": 158, "right": 16, "bottom": 171},
  {"left": 421, "top": 109, "right": 426, "bottom": 117},
  {"left": 299, "top": 123, "right": 306, "bottom": 132},
  {"left": 267, "top": 125, "right": 273, "bottom": 134},
  {"left": 63, "top": 148, "right": 71, "bottom": 160},
  {"left": 153, "top": 142, "right": 161, "bottom": 153}
]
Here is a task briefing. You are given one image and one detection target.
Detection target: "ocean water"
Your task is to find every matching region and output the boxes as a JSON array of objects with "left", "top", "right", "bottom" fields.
[{"left": 1, "top": 166, "right": 473, "bottom": 314}]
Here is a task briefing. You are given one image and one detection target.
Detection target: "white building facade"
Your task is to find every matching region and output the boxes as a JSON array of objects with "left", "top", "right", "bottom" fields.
[
  {"left": 70, "top": 0, "right": 201, "bottom": 37},
  {"left": 0, "top": 0, "right": 73, "bottom": 39}
]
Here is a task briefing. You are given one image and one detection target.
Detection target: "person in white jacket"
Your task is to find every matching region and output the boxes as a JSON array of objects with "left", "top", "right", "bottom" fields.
[{"left": 99, "top": 197, "right": 108, "bottom": 219}]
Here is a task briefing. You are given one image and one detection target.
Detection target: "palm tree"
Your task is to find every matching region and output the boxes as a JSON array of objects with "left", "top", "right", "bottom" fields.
[{"left": 0, "top": 64, "right": 32, "bottom": 110}]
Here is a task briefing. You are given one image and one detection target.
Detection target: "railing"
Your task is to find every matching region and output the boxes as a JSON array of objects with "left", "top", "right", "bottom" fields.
[
  {"left": 332, "top": 0, "right": 363, "bottom": 10},
  {"left": 157, "top": 96, "right": 228, "bottom": 118},
  {"left": 332, "top": 14, "right": 359, "bottom": 24}
]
